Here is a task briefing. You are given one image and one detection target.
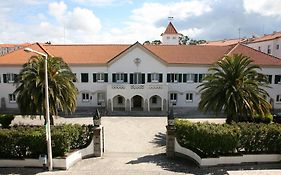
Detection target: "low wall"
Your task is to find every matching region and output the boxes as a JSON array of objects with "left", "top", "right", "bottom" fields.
[
  {"left": 175, "top": 139, "right": 281, "bottom": 166},
  {"left": 0, "top": 126, "right": 104, "bottom": 170}
]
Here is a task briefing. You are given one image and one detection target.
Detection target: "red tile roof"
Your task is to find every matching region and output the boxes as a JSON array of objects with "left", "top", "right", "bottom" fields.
[
  {"left": 161, "top": 22, "right": 181, "bottom": 36},
  {"left": 201, "top": 38, "right": 247, "bottom": 46},
  {"left": 0, "top": 43, "right": 281, "bottom": 66},
  {"left": 247, "top": 31, "right": 281, "bottom": 43},
  {"left": 0, "top": 43, "right": 30, "bottom": 48}
]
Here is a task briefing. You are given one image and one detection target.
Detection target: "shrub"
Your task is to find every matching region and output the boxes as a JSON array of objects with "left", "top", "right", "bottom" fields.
[
  {"left": 175, "top": 120, "right": 281, "bottom": 158},
  {"left": 0, "top": 124, "right": 94, "bottom": 159},
  {"left": 253, "top": 113, "right": 273, "bottom": 124},
  {"left": 0, "top": 114, "right": 15, "bottom": 128}
]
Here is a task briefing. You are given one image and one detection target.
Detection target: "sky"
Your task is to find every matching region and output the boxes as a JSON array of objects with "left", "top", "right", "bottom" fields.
[{"left": 0, "top": 0, "right": 281, "bottom": 44}]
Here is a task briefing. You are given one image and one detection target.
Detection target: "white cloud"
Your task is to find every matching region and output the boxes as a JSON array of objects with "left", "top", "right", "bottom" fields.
[
  {"left": 180, "top": 28, "right": 204, "bottom": 38},
  {"left": 48, "top": 1, "right": 67, "bottom": 21},
  {"left": 243, "top": 0, "right": 281, "bottom": 17},
  {"left": 131, "top": 1, "right": 212, "bottom": 25},
  {"left": 73, "top": 0, "right": 132, "bottom": 6},
  {"left": 65, "top": 7, "right": 101, "bottom": 33}
]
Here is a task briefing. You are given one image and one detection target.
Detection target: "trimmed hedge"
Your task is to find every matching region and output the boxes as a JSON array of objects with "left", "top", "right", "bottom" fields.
[
  {"left": 0, "top": 114, "right": 15, "bottom": 128},
  {"left": 175, "top": 120, "right": 281, "bottom": 158},
  {"left": 0, "top": 124, "right": 94, "bottom": 159}
]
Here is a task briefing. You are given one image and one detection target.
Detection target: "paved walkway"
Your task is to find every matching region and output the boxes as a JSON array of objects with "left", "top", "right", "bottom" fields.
[{"left": 0, "top": 116, "right": 281, "bottom": 175}]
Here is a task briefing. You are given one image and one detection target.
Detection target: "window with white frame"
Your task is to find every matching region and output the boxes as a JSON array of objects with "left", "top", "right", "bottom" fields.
[
  {"left": 147, "top": 73, "right": 162, "bottom": 83},
  {"left": 183, "top": 74, "right": 196, "bottom": 83},
  {"left": 3, "top": 73, "right": 16, "bottom": 83},
  {"left": 186, "top": 93, "right": 193, "bottom": 102},
  {"left": 170, "top": 93, "right": 177, "bottom": 104},
  {"left": 97, "top": 93, "right": 105, "bottom": 105},
  {"left": 112, "top": 73, "right": 127, "bottom": 83},
  {"left": 82, "top": 93, "right": 90, "bottom": 102},
  {"left": 199, "top": 73, "right": 208, "bottom": 83},
  {"left": 275, "top": 75, "right": 281, "bottom": 84},
  {"left": 151, "top": 73, "right": 159, "bottom": 82},
  {"left": 9, "top": 94, "right": 16, "bottom": 103},
  {"left": 276, "top": 95, "right": 281, "bottom": 103},
  {"left": 93, "top": 73, "right": 108, "bottom": 83},
  {"left": 97, "top": 73, "right": 105, "bottom": 82},
  {"left": 167, "top": 73, "right": 182, "bottom": 83}
]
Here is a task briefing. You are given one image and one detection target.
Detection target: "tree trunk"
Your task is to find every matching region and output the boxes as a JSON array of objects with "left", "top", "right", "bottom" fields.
[{"left": 226, "top": 115, "right": 233, "bottom": 124}]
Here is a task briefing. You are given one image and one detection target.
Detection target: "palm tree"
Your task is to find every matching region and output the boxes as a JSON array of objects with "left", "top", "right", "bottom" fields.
[
  {"left": 14, "top": 55, "right": 78, "bottom": 125},
  {"left": 198, "top": 54, "right": 271, "bottom": 123}
]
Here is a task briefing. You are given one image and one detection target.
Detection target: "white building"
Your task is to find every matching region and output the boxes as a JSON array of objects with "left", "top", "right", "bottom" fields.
[
  {"left": 0, "top": 23, "right": 281, "bottom": 115},
  {"left": 245, "top": 32, "right": 281, "bottom": 59},
  {"left": 203, "top": 32, "right": 281, "bottom": 59}
]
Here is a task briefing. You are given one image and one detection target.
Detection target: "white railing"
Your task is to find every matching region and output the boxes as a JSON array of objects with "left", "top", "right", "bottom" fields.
[
  {"left": 111, "top": 84, "right": 126, "bottom": 89},
  {"left": 130, "top": 84, "right": 144, "bottom": 89},
  {"left": 110, "top": 84, "right": 164, "bottom": 90}
]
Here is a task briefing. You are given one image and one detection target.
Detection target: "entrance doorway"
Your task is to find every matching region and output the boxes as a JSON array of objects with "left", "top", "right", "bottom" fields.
[{"left": 132, "top": 95, "right": 143, "bottom": 110}]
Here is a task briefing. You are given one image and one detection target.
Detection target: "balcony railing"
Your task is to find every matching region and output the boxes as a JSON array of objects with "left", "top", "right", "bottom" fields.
[{"left": 110, "top": 83, "right": 165, "bottom": 90}]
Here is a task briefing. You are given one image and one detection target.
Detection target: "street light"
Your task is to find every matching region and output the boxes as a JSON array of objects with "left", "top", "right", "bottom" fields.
[{"left": 24, "top": 48, "right": 53, "bottom": 171}]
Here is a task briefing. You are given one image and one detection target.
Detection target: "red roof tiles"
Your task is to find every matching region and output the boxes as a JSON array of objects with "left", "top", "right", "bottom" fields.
[
  {"left": 161, "top": 22, "right": 180, "bottom": 36},
  {"left": 0, "top": 43, "right": 281, "bottom": 66}
]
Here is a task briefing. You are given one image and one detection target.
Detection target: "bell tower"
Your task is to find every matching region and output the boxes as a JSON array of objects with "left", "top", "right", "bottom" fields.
[{"left": 161, "top": 21, "right": 182, "bottom": 45}]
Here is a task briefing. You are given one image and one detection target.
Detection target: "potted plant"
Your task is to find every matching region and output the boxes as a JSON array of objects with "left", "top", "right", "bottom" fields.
[{"left": 93, "top": 109, "right": 101, "bottom": 126}]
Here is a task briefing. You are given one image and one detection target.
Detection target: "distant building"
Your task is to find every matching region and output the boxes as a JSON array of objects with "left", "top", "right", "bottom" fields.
[
  {"left": 0, "top": 43, "right": 30, "bottom": 56},
  {"left": 201, "top": 38, "right": 247, "bottom": 46},
  {"left": 245, "top": 32, "right": 281, "bottom": 59},
  {"left": 203, "top": 31, "right": 281, "bottom": 59}
]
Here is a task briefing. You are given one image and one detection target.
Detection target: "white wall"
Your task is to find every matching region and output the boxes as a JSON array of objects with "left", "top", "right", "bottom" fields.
[
  {"left": 246, "top": 38, "right": 281, "bottom": 59},
  {"left": 162, "top": 34, "right": 180, "bottom": 45},
  {"left": 0, "top": 66, "right": 21, "bottom": 109}
]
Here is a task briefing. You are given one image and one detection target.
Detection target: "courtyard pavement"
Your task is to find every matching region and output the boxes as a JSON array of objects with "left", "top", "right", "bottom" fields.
[{"left": 0, "top": 116, "right": 281, "bottom": 175}]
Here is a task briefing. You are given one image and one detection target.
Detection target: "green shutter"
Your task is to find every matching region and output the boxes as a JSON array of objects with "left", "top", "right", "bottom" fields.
[
  {"left": 130, "top": 74, "right": 133, "bottom": 84},
  {"left": 167, "top": 74, "right": 171, "bottom": 82},
  {"left": 148, "top": 73, "right": 151, "bottom": 82},
  {"left": 194, "top": 74, "right": 198, "bottom": 83},
  {"left": 159, "top": 74, "right": 163, "bottom": 82},
  {"left": 183, "top": 74, "right": 187, "bottom": 82},
  {"left": 3, "top": 74, "right": 7, "bottom": 83},
  {"left": 268, "top": 75, "right": 272, "bottom": 84},
  {"left": 199, "top": 74, "right": 203, "bottom": 82},
  {"left": 93, "top": 73, "right": 97, "bottom": 82},
  {"left": 142, "top": 73, "right": 145, "bottom": 84},
  {"left": 179, "top": 74, "right": 182, "bottom": 83},
  {"left": 275, "top": 75, "right": 280, "bottom": 84},
  {"left": 104, "top": 73, "right": 108, "bottom": 82},
  {"left": 112, "top": 73, "right": 116, "bottom": 82},
  {"left": 124, "top": 73, "right": 128, "bottom": 82}
]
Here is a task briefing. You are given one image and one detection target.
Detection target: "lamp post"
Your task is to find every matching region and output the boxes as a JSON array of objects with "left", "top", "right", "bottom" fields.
[{"left": 24, "top": 48, "right": 53, "bottom": 171}]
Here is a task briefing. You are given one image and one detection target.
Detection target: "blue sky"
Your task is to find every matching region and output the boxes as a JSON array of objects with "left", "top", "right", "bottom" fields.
[{"left": 1, "top": 0, "right": 281, "bottom": 44}]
